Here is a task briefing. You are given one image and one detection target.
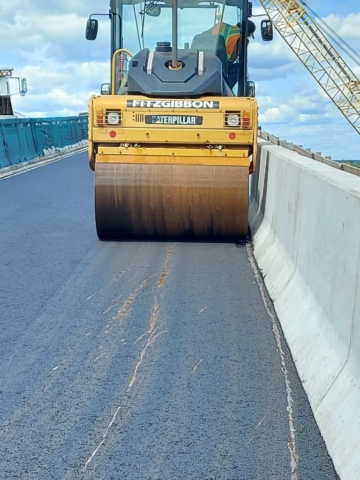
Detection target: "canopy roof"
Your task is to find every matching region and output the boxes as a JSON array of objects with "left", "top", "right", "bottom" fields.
[{"left": 112, "top": 0, "right": 242, "bottom": 8}]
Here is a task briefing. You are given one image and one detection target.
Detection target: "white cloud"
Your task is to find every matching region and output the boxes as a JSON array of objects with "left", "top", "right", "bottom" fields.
[
  {"left": 10, "top": 61, "right": 110, "bottom": 116},
  {"left": 323, "top": 13, "right": 360, "bottom": 42}
]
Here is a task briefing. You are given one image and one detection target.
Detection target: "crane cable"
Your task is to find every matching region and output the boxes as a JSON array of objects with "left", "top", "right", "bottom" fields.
[{"left": 298, "top": 1, "right": 360, "bottom": 67}]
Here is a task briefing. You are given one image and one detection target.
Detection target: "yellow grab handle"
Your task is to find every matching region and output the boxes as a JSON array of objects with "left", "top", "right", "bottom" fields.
[{"left": 111, "top": 48, "right": 133, "bottom": 95}]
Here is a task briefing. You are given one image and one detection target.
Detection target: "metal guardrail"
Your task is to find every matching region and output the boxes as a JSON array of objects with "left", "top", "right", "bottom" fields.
[
  {"left": 0, "top": 116, "right": 88, "bottom": 168},
  {"left": 259, "top": 129, "right": 360, "bottom": 177}
]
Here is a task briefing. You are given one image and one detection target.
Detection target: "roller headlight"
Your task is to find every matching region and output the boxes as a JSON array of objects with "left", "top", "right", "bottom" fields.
[
  {"left": 227, "top": 114, "right": 240, "bottom": 127},
  {"left": 107, "top": 111, "right": 120, "bottom": 124}
]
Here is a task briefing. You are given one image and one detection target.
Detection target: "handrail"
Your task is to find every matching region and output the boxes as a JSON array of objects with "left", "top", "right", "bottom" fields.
[{"left": 111, "top": 48, "right": 133, "bottom": 95}]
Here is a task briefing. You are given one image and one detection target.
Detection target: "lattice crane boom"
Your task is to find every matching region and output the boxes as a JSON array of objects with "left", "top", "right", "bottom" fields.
[{"left": 259, "top": 0, "right": 360, "bottom": 135}]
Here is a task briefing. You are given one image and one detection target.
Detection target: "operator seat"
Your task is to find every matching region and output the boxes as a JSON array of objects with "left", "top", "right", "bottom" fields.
[
  {"left": 191, "top": 34, "right": 228, "bottom": 77},
  {"left": 117, "top": 75, "right": 128, "bottom": 95}
]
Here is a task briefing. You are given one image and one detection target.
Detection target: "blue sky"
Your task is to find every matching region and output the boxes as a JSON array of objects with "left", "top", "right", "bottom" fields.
[{"left": 1, "top": 0, "right": 359, "bottom": 159}]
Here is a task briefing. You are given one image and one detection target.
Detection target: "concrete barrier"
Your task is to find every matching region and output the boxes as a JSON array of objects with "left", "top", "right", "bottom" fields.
[{"left": 249, "top": 139, "right": 360, "bottom": 480}]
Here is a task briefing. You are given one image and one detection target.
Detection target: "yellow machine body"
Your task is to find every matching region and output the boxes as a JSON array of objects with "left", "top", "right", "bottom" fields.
[{"left": 88, "top": 94, "right": 258, "bottom": 240}]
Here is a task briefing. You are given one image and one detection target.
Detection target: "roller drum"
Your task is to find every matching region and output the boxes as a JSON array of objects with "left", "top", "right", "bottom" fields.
[{"left": 95, "top": 162, "right": 249, "bottom": 240}]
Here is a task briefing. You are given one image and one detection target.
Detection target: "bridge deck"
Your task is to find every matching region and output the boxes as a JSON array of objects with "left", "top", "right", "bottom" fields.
[{"left": 0, "top": 154, "right": 339, "bottom": 479}]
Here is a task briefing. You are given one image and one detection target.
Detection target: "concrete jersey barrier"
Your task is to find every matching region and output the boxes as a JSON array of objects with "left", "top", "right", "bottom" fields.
[
  {"left": 249, "top": 139, "right": 360, "bottom": 480},
  {"left": 0, "top": 116, "right": 88, "bottom": 168}
]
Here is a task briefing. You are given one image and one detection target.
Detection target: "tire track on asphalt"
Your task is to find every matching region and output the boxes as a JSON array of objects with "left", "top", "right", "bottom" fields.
[{"left": 83, "top": 244, "right": 174, "bottom": 471}]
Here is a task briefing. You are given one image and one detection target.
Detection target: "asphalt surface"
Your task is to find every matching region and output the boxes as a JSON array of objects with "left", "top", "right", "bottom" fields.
[{"left": 0, "top": 153, "right": 339, "bottom": 480}]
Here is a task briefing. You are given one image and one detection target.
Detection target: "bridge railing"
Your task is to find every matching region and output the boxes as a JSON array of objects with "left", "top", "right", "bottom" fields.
[
  {"left": 0, "top": 116, "right": 88, "bottom": 168},
  {"left": 259, "top": 129, "right": 360, "bottom": 177}
]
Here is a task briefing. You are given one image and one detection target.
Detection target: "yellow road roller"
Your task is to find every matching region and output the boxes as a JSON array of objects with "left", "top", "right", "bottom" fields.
[{"left": 86, "top": 0, "right": 269, "bottom": 240}]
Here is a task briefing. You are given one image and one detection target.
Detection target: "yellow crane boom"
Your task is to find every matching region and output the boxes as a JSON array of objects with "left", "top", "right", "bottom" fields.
[{"left": 259, "top": 0, "right": 360, "bottom": 134}]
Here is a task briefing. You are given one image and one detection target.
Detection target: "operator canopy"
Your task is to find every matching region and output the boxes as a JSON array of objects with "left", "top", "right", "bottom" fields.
[
  {"left": 106, "top": 0, "right": 253, "bottom": 94},
  {"left": 114, "top": 0, "right": 243, "bottom": 7},
  {"left": 111, "top": 0, "right": 252, "bottom": 62}
]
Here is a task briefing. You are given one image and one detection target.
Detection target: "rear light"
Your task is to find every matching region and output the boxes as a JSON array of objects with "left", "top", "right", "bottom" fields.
[
  {"left": 95, "top": 109, "right": 122, "bottom": 126},
  {"left": 227, "top": 113, "right": 240, "bottom": 127},
  {"left": 242, "top": 113, "right": 251, "bottom": 128},
  {"left": 224, "top": 111, "right": 240, "bottom": 128},
  {"left": 0, "top": 70, "right": 12, "bottom": 77},
  {"left": 224, "top": 111, "right": 252, "bottom": 129},
  {"left": 96, "top": 109, "right": 104, "bottom": 126},
  {"left": 106, "top": 110, "right": 122, "bottom": 125},
  {"left": 107, "top": 111, "right": 120, "bottom": 124}
]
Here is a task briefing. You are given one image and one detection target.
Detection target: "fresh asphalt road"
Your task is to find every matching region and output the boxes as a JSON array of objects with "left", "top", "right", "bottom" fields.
[{"left": 0, "top": 153, "right": 339, "bottom": 480}]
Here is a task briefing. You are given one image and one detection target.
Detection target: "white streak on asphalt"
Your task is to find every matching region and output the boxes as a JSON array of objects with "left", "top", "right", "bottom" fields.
[
  {"left": 134, "top": 321, "right": 165, "bottom": 345},
  {"left": 83, "top": 406, "right": 122, "bottom": 471},
  {"left": 191, "top": 358, "right": 203, "bottom": 374},
  {"left": 246, "top": 435, "right": 255, "bottom": 445},
  {"left": 94, "top": 354, "right": 105, "bottom": 362},
  {"left": 127, "top": 330, "right": 167, "bottom": 392},
  {"left": 256, "top": 415, "right": 267, "bottom": 429},
  {"left": 246, "top": 243, "right": 299, "bottom": 480},
  {"left": 86, "top": 293, "right": 97, "bottom": 300},
  {"left": 134, "top": 330, "right": 149, "bottom": 345},
  {"left": 102, "top": 305, "right": 116, "bottom": 315}
]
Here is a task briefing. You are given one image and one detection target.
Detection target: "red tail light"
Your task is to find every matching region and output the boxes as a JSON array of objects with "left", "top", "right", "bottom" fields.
[
  {"left": 95, "top": 109, "right": 104, "bottom": 126},
  {"left": 241, "top": 113, "right": 251, "bottom": 128}
]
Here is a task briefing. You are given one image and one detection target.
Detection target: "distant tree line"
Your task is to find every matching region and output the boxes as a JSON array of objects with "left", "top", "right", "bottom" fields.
[{"left": 337, "top": 160, "right": 360, "bottom": 168}]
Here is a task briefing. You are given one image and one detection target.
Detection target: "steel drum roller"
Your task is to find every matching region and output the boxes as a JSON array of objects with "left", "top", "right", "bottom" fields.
[{"left": 95, "top": 162, "right": 249, "bottom": 240}]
